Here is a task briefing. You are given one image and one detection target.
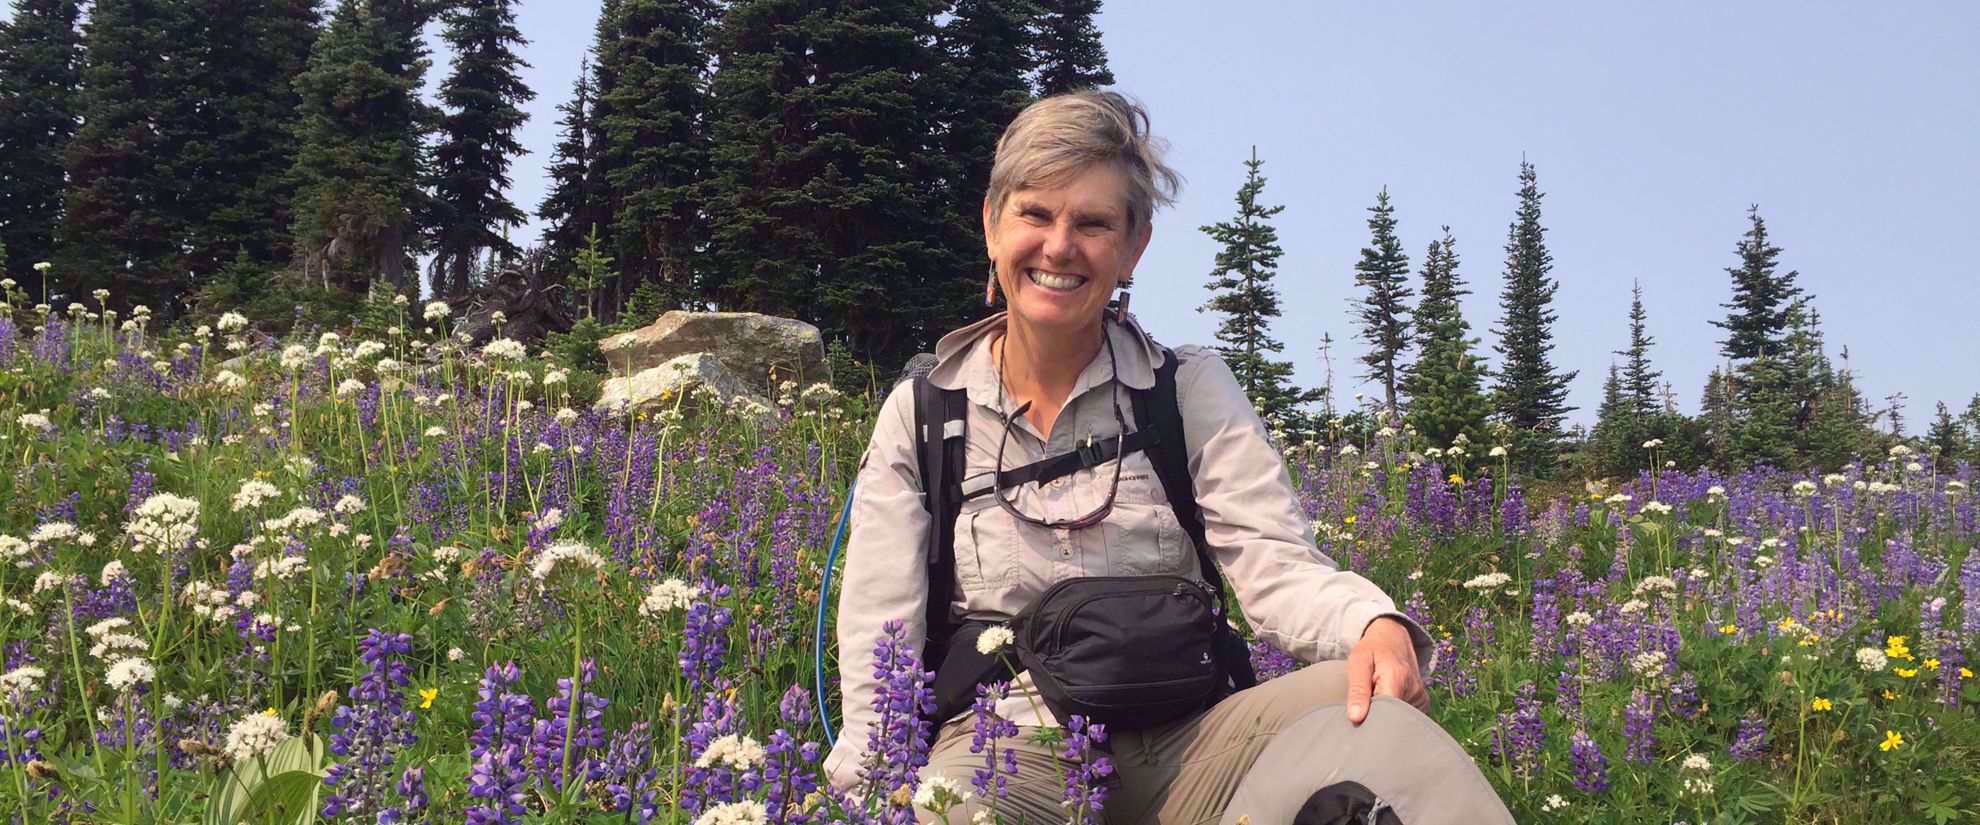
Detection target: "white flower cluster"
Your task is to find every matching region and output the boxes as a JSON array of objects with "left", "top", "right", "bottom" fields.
[
  {"left": 253, "top": 556, "right": 310, "bottom": 582},
  {"left": 1639, "top": 500, "right": 1672, "bottom": 515},
  {"left": 531, "top": 541, "right": 605, "bottom": 582},
  {"left": 1462, "top": 572, "right": 1512, "bottom": 591},
  {"left": 692, "top": 801, "right": 767, "bottom": 825},
  {"left": 335, "top": 378, "right": 367, "bottom": 398},
  {"left": 1628, "top": 650, "right": 1669, "bottom": 680},
  {"left": 125, "top": 492, "right": 200, "bottom": 554},
  {"left": 1706, "top": 485, "right": 1726, "bottom": 498},
  {"left": 224, "top": 712, "right": 289, "bottom": 763},
  {"left": 975, "top": 625, "right": 1016, "bottom": 655},
  {"left": 182, "top": 581, "right": 240, "bottom": 623},
  {"left": 912, "top": 774, "right": 974, "bottom": 814},
  {"left": 1632, "top": 576, "right": 1676, "bottom": 599},
  {"left": 1791, "top": 480, "right": 1818, "bottom": 497},
  {"left": 694, "top": 734, "right": 766, "bottom": 771},
  {"left": 0, "top": 536, "right": 27, "bottom": 565},
  {"left": 28, "top": 521, "right": 78, "bottom": 547},
  {"left": 231, "top": 480, "right": 282, "bottom": 512},
  {"left": 1855, "top": 647, "right": 1889, "bottom": 671},
  {"left": 105, "top": 657, "right": 155, "bottom": 692},
  {"left": 100, "top": 560, "right": 129, "bottom": 585},
  {"left": 1541, "top": 794, "right": 1568, "bottom": 812},
  {"left": 15, "top": 412, "right": 52, "bottom": 431},
  {"left": 482, "top": 338, "right": 527, "bottom": 361},
  {"left": 0, "top": 666, "right": 47, "bottom": 706},
  {"left": 639, "top": 578, "right": 701, "bottom": 616},
  {"left": 1564, "top": 611, "right": 1595, "bottom": 628}
]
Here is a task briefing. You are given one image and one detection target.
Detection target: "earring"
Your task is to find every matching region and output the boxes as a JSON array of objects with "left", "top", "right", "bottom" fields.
[{"left": 985, "top": 263, "right": 999, "bottom": 306}]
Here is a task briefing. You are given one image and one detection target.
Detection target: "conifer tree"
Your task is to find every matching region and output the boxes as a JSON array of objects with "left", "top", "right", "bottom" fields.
[
  {"left": 1800, "top": 347, "right": 1876, "bottom": 471},
  {"left": 175, "top": 0, "right": 320, "bottom": 288},
  {"left": 939, "top": 0, "right": 1036, "bottom": 262},
  {"left": 595, "top": 0, "right": 716, "bottom": 312},
  {"left": 1713, "top": 205, "right": 1804, "bottom": 361},
  {"left": 1031, "top": 0, "right": 1112, "bottom": 95},
  {"left": 57, "top": 0, "right": 198, "bottom": 312},
  {"left": 1699, "top": 367, "right": 1735, "bottom": 469},
  {"left": 1616, "top": 279, "right": 1662, "bottom": 420},
  {"left": 0, "top": 0, "right": 83, "bottom": 297},
  {"left": 1924, "top": 402, "right": 1967, "bottom": 471},
  {"left": 428, "top": 0, "right": 534, "bottom": 299},
  {"left": 288, "top": 0, "right": 437, "bottom": 293},
  {"left": 1351, "top": 187, "right": 1413, "bottom": 419},
  {"left": 1961, "top": 395, "right": 1980, "bottom": 464},
  {"left": 705, "top": 0, "right": 971, "bottom": 368},
  {"left": 1490, "top": 160, "right": 1577, "bottom": 478},
  {"left": 1199, "top": 148, "right": 1317, "bottom": 427},
  {"left": 1587, "top": 363, "right": 1637, "bottom": 477},
  {"left": 1730, "top": 356, "right": 1800, "bottom": 470},
  {"left": 537, "top": 55, "right": 609, "bottom": 276},
  {"left": 1400, "top": 229, "right": 1488, "bottom": 452}
]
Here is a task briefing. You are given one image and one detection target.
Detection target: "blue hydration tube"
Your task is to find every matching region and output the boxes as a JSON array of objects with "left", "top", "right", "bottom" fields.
[{"left": 814, "top": 479, "right": 856, "bottom": 747}]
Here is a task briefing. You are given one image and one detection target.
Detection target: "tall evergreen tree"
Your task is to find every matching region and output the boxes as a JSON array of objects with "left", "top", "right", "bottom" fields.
[
  {"left": 1401, "top": 228, "right": 1489, "bottom": 452},
  {"left": 1712, "top": 205, "right": 1804, "bottom": 361},
  {"left": 595, "top": 0, "right": 716, "bottom": 313},
  {"left": 428, "top": 0, "right": 534, "bottom": 300},
  {"left": 938, "top": 0, "right": 1036, "bottom": 270},
  {"left": 1699, "top": 366, "right": 1735, "bottom": 469},
  {"left": 0, "top": 0, "right": 83, "bottom": 298},
  {"left": 1031, "top": 0, "right": 1112, "bottom": 95},
  {"left": 288, "top": 0, "right": 437, "bottom": 293},
  {"left": 1587, "top": 363, "right": 1638, "bottom": 477},
  {"left": 56, "top": 0, "right": 199, "bottom": 313},
  {"left": 705, "top": 0, "right": 971, "bottom": 368},
  {"left": 1924, "top": 401, "right": 1967, "bottom": 471},
  {"left": 1615, "top": 279, "right": 1662, "bottom": 420},
  {"left": 1199, "top": 148, "right": 1317, "bottom": 426},
  {"left": 1490, "top": 160, "right": 1577, "bottom": 478},
  {"left": 537, "top": 55, "right": 608, "bottom": 273},
  {"left": 1351, "top": 187, "right": 1413, "bottom": 419},
  {"left": 176, "top": 0, "right": 320, "bottom": 290},
  {"left": 1730, "top": 356, "right": 1800, "bottom": 470}
]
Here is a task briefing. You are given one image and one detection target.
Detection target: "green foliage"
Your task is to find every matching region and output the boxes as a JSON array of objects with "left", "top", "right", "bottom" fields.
[
  {"left": 1490, "top": 160, "right": 1576, "bottom": 478},
  {"left": 428, "top": 0, "right": 534, "bottom": 300},
  {"left": 1401, "top": 228, "right": 1489, "bottom": 454},
  {"left": 0, "top": 0, "right": 83, "bottom": 296},
  {"left": 1352, "top": 187, "right": 1415, "bottom": 418},
  {"left": 1616, "top": 280, "right": 1662, "bottom": 420},
  {"left": 1713, "top": 205, "right": 1805, "bottom": 361},
  {"left": 545, "top": 315, "right": 610, "bottom": 375},
  {"left": 1199, "top": 148, "right": 1320, "bottom": 431},
  {"left": 536, "top": 55, "right": 607, "bottom": 281},
  {"left": 1030, "top": 0, "right": 1113, "bottom": 96}
]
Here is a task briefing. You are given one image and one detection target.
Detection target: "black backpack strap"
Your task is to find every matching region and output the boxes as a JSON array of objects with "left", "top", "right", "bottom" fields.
[
  {"left": 913, "top": 376, "right": 969, "bottom": 668},
  {"left": 1137, "top": 346, "right": 1259, "bottom": 690}
]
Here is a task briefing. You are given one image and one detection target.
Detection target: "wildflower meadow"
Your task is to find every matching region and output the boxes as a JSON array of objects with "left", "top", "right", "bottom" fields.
[{"left": 0, "top": 286, "right": 1973, "bottom": 824}]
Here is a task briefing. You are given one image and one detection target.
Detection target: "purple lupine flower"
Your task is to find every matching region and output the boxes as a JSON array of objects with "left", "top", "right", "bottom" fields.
[
  {"left": 681, "top": 683, "right": 752, "bottom": 815},
  {"left": 969, "top": 681, "right": 1020, "bottom": 800},
  {"left": 1938, "top": 650, "right": 1964, "bottom": 709},
  {"left": 1728, "top": 712, "right": 1767, "bottom": 762},
  {"left": 379, "top": 765, "right": 427, "bottom": 825},
  {"left": 465, "top": 743, "right": 531, "bottom": 825},
  {"left": 600, "top": 723, "right": 659, "bottom": 825},
  {"left": 861, "top": 619, "right": 937, "bottom": 817},
  {"left": 1668, "top": 671, "right": 1702, "bottom": 720},
  {"left": 1490, "top": 682, "right": 1544, "bottom": 779},
  {"left": 680, "top": 592, "right": 734, "bottom": 692},
  {"left": 1623, "top": 689, "right": 1656, "bottom": 765},
  {"left": 1555, "top": 669, "right": 1583, "bottom": 723},
  {"left": 1568, "top": 729, "right": 1609, "bottom": 795},
  {"left": 322, "top": 630, "right": 418, "bottom": 819},
  {"left": 531, "top": 657, "right": 608, "bottom": 790},
  {"left": 763, "top": 694, "right": 822, "bottom": 825},
  {"left": 1960, "top": 552, "right": 1980, "bottom": 640},
  {"left": 1247, "top": 640, "right": 1300, "bottom": 682},
  {"left": 1059, "top": 715, "right": 1113, "bottom": 823}
]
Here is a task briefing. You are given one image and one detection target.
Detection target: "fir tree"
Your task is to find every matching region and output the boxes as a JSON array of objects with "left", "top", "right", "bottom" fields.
[
  {"left": 1400, "top": 228, "right": 1488, "bottom": 452},
  {"left": 1615, "top": 279, "right": 1662, "bottom": 421},
  {"left": 1800, "top": 349, "right": 1875, "bottom": 471},
  {"left": 177, "top": 0, "right": 320, "bottom": 288},
  {"left": 57, "top": 0, "right": 198, "bottom": 313},
  {"left": 428, "top": 0, "right": 534, "bottom": 300},
  {"left": 1698, "top": 366, "right": 1735, "bottom": 469},
  {"left": 1961, "top": 394, "right": 1980, "bottom": 464},
  {"left": 288, "top": 0, "right": 437, "bottom": 293},
  {"left": 938, "top": 0, "right": 1036, "bottom": 269},
  {"left": 595, "top": 0, "right": 717, "bottom": 312},
  {"left": 536, "top": 55, "right": 606, "bottom": 273},
  {"left": 705, "top": 0, "right": 970, "bottom": 368},
  {"left": 1198, "top": 147, "right": 1317, "bottom": 427},
  {"left": 0, "top": 0, "right": 83, "bottom": 297},
  {"left": 1712, "top": 205, "right": 1804, "bottom": 361},
  {"left": 1924, "top": 402, "right": 1967, "bottom": 471},
  {"left": 1730, "top": 356, "right": 1800, "bottom": 470},
  {"left": 1350, "top": 187, "right": 1413, "bottom": 419},
  {"left": 1490, "top": 160, "right": 1577, "bottom": 478},
  {"left": 1031, "top": 0, "right": 1112, "bottom": 95},
  {"left": 1587, "top": 363, "right": 1638, "bottom": 478}
]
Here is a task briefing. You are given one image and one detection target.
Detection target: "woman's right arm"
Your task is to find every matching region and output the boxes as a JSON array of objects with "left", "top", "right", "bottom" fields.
[{"left": 821, "top": 383, "right": 932, "bottom": 795}]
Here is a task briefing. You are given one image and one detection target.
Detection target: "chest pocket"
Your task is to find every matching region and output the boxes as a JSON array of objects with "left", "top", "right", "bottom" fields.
[
  {"left": 953, "top": 499, "right": 1019, "bottom": 592},
  {"left": 1100, "top": 454, "right": 1188, "bottom": 577}
]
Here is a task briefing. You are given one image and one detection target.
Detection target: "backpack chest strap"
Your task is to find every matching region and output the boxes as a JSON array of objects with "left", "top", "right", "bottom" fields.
[{"left": 956, "top": 427, "right": 1162, "bottom": 501}]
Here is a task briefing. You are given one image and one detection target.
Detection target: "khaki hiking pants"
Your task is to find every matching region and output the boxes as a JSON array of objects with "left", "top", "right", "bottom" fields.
[{"left": 915, "top": 661, "right": 1514, "bottom": 825}]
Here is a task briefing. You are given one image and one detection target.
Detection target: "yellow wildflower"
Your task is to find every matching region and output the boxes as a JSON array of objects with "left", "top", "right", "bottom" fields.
[
  {"left": 1343, "top": 515, "right": 1356, "bottom": 525},
  {"left": 1886, "top": 635, "right": 1913, "bottom": 660},
  {"left": 261, "top": 707, "right": 277, "bottom": 717},
  {"left": 1879, "top": 730, "right": 1904, "bottom": 752},
  {"left": 418, "top": 688, "right": 437, "bottom": 709},
  {"left": 1895, "top": 667, "right": 1918, "bottom": 678},
  {"left": 1811, "top": 697, "right": 1833, "bottom": 712},
  {"left": 1924, "top": 658, "right": 1940, "bottom": 670},
  {"left": 1882, "top": 689, "right": 1897, "bottom": 700},
  {"left": 1962, "top": 667, "right": 1975, "bottom": 679},
  {"left": 1448, "top": 474, "right": 1465, "bottom": 484},
  {"left": 1719, "top": 623, "right": 1738, "bottom": 635}
]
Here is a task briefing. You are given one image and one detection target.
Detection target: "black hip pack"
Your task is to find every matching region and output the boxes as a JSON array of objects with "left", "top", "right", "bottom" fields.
[{"left": 906, "top": 343, "right": 1258, "bottom": 729}]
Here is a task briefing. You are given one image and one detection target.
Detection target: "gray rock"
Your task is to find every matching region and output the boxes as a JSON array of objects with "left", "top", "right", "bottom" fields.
[
  {"left": 592, "top": 353, "right": 772, "bottom": 419},
  {"left": 598, "top": 311, "right": 828, "bottom": 396}
]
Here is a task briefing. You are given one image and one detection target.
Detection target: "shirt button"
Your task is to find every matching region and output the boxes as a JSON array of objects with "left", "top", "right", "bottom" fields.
[
  {"left": 1051, "top": 477, "right": 1066, "bottom": 489},
  {"left": 1060, "top": 547, "right": 1072, "bottom": 559}
]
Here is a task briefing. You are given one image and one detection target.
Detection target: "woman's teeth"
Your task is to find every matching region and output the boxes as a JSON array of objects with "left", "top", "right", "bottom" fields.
[{"left": 1027, "top": 269, "right": 1086, "bottom": 290}]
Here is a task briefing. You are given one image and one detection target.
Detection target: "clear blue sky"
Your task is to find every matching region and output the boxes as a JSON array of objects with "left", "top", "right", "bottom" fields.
[{"left": 488, "top": 1, "right": 1978, "bottom": 428}]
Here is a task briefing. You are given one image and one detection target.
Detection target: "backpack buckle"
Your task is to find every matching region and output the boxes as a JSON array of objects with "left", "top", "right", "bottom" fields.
[{"left": 1075, "top": 434, "right": 1108, "bottom": 468}]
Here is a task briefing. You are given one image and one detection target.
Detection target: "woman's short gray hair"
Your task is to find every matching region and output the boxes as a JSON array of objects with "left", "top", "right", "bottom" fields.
[{"left": 986, "top": 90, "right": 1183, "bottom": 233}]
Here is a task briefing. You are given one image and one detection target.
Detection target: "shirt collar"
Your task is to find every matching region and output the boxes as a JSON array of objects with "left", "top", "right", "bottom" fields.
[{"left": 927, "top": 311, "right": 1162, "bottom": 409}]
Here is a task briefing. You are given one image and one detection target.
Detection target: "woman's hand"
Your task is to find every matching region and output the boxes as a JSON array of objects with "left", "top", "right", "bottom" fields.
[{"left": 1344, "top": 616, "right": 1428, "bottom": 724}]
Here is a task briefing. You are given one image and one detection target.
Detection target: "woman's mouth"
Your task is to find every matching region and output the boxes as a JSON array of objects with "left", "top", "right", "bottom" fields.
[{"left": 1026, "top": 269, "right": 1087, "bottom": 292}]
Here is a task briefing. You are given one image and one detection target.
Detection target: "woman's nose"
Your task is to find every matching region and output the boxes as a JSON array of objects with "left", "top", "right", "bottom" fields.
[{"left": 1042, "top": 219, "right": 1079, "bottom": 261}]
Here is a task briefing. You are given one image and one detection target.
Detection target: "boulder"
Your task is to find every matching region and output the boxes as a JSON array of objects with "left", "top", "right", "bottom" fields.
[
  {"left": 598, "top": 311, "right": 828, "bottom": 396},
  {"left": 593, "top": 353, "right": 771, "bottom": 419}
]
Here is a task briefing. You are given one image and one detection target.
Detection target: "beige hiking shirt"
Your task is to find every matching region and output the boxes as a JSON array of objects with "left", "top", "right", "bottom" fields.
[{"left": 824, "top": 312, "right": 1433, "bottom": 793}]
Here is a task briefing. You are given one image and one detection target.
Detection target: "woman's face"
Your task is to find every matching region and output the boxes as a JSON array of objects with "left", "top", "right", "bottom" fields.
[{"left": 984, "top": 163, "right": 1152, "bottom": 337}]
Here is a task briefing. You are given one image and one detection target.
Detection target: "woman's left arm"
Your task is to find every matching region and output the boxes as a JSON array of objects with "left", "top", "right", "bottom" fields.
[{"left": 1171, "top": 347, "right": 1437, "bottom": 672}]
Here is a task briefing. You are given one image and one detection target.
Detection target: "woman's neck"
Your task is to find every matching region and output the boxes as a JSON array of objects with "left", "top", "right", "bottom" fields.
[{"left": 996, "top": 316, "right": 1104, "bottom": 406}]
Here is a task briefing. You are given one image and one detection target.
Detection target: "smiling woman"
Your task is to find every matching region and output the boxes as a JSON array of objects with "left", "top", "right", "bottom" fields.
[{"left": 827, "top": 90, "right": 1515, "bottom": 824}]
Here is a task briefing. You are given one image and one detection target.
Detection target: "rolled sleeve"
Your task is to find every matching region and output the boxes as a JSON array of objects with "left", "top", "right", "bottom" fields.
[
  {"left": 822, "top": 383, "right": 932, "bottom": 794},
  {"left": 1173, "top": 348, "right": 1435, "bottom": 671}
]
